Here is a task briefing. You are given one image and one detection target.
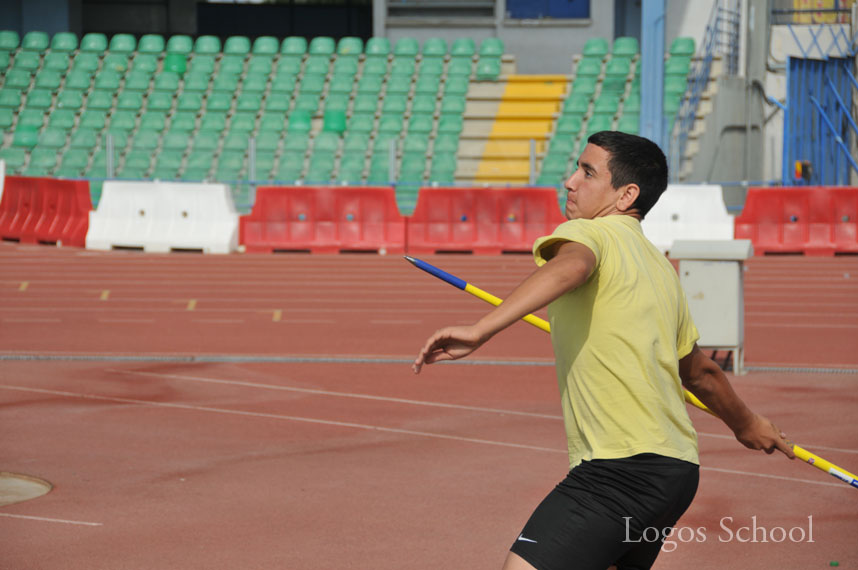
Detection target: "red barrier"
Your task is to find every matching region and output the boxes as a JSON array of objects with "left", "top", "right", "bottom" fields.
[
  {"left": 735, "top": 187, "right": 858, "bottom": 256},
  {"left": 239, "top": 186, "right": 406, "bottom": 254},
  {"left": 0, "top": 176, "right": 92, "bottom": 247},
  {"left": 405, "top": 187, "right": 566, "bottom": 254}
]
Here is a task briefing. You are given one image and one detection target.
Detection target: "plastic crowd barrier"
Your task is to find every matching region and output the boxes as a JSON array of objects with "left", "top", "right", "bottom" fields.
[
  {"left": 406, "top": 187, "right": 566, "bottom": 254},
  {"left": 86, "top": 181, "right": 239, "bottom": 253},
  {"left": 0, "top": 175, "right": 92, "bottom": 247},
  {"left": 641, "top": 184, "right": 734, "bottom": 254},
  {"left": 240, "top": 186, "right": 406, "bottom": 254},
  {"left": 735, "top": 187, "right": 858, "bottom": 255}
]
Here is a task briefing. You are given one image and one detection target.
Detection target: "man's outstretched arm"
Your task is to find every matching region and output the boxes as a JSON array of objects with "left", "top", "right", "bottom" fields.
[
  {"left": 679, "top": 344, "right": 795, "bottom": 458},
  {"left": 413, "top": 241, "right": 594, "bottom": 373}
]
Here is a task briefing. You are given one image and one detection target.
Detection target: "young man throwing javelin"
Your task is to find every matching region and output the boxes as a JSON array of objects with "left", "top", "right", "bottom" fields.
[{"left": 412, "top": 131, "right": 794, "bottom": 570}]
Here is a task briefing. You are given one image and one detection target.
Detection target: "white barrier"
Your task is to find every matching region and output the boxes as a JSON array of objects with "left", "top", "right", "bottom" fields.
[
  {"left": 86, "top": 181, "right": 239, "bottom": 253},
  {"left": 0, "top": 159, "right": 5, "bottom": 204},
  {"left": 641, "top": 185, "right": 734, "bottom": 254}
]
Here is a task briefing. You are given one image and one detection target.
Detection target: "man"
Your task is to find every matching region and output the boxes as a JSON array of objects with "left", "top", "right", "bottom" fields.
[{"left": 412, "top": 131, "right": 794, "bottom": 570}]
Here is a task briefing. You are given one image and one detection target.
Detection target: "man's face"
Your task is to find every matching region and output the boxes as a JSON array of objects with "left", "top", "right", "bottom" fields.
[{"left": 563, "top": 144, "right": 624, "bottom": 220}]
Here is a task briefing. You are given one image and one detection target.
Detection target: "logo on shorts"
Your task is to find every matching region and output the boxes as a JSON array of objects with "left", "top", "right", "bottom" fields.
[{"left": 516, "top": 533, "right": 538, "bottom": 544}]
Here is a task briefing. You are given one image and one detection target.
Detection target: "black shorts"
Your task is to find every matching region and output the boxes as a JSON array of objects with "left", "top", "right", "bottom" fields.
[{"left": 509, "top": 453, "right": 699, "bottom": 570}]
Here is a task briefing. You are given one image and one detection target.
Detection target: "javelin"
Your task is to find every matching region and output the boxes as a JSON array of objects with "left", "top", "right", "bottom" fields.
[{"left": 405, "top": 255, "right": 858, "bottom": 490}]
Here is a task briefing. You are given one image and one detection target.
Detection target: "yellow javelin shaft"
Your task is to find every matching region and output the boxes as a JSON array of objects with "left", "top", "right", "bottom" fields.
[{"left": 461, "top": 281, "right": 858, "bottom": 489}]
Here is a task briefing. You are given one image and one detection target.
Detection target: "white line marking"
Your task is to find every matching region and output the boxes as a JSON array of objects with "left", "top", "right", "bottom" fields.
[
  {"left": 106, "top": 369, "right": 561, "bottom": 419},
  {"left": 2, "top": 318, "right": 61, "bottom": 323},
  {"left": 369, "top": 319, "right": 424, "bottom": 325},
  {"left": 192, "top": 319, "right": 245, "bottom": 324},
  {"left": 0, "top": 512, "right": 102, "bottom": 526},
  {"left": 0, "top": 384, "right": 851, "bottom": 490},
  {"left": 0, "top": 384, "right": 562, "bottom": 454},
  {"left": 97, "top": 318, "right": 156, "bottom": 324}
]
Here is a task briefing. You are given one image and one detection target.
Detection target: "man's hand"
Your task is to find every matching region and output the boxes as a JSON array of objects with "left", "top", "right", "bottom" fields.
[
  {"left": 733, "top": 413, "right": 796, "bottom": 459},
  {"left": 413, "top": 325, "right": 487, "bottom": 374}
]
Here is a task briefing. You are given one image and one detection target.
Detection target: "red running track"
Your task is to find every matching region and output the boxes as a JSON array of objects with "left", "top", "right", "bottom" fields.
[{"left": 0, "top": 242, "right": 856, "bottom": 569}]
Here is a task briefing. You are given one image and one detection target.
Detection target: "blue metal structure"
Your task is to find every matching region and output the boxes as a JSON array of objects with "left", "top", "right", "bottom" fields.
[
  {"left": 639, "top": 0, "right": 665, "bottom": 150},
  {"left": 784, "top": 56, "right": 857, "bottom": 185}
]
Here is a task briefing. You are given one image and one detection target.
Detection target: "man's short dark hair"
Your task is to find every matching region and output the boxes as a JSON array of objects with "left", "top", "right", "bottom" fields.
[{"left": 586, "top": 131, "right": 668, "bottom": 218}]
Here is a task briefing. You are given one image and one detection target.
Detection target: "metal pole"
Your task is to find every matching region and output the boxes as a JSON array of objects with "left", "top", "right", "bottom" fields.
[
  {"left": 106, "top": 133, "right": 114, "bottom": 178},
  {"left": 528, "top": 139, "right": 535, "bottom": 184},
  {"left": 640, "top": 0, "right": 666, "bottom": 150}
]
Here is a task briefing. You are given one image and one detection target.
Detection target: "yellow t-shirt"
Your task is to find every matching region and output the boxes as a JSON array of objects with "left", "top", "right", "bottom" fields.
[{"left": 533, "top": 215, "right": 700, "bottom": 469}]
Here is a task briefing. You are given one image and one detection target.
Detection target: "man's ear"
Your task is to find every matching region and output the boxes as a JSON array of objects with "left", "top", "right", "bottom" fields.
[{"left": 616, "top": 184, "right": 640, "bottom": 213}]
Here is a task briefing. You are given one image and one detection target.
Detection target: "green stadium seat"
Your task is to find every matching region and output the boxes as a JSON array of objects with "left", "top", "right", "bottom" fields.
[
  {"left": 130, "top": 129, "right": 160, "bottom": 150},
  {"left": 571, "top": 75, "right": 597, "bottom": 96},
  {"left": 563, "top": 93, "right": 590, "bottom": 115},
  {"left": 386, "top": 73, "right": 412, "bottom": 94},
  {"left": 343, "top": 132, "right": 369, "bottom": 152},
  {"left": 42, "top": 52, "right": 70, "bottom": 72},
  {"left": 299, "top": 72, "right": 326, "bottom": 93},
  {"left": 592, "top": 94, "right": 620, "bottom": 116},
  {"left": 322, "top": 109, "right": 347, "bottom": 133},
  {"left": 5, "top": 69, "right": 32, "bottom": 89},
  {"left": 138, "top": 111, "right": 166, "bottom": 131},
  {"left": 372, "top": 131, "right": 397, "bottom": 153},
  {"left": 399, "top": 153, "right": 426, "bottom": 182},
  {"left": 25, "top": 89, "right": 53, "bottom": 109},
  {"left": 270, "top": 72, "right": 297, "bottom": 93},
  {"left": 231, "top": 112, "right": 257, "bottom": 132},
  {"left": 479, "top": 38, "right": 504, "bottom": 57},
  {"left": 288, "top": 109, "right": 312, "bottom": 133},
  {"left": 450, "top": 38, "right": 476, "bottom": 58},
  {"left": 71, "top": 52, "right": 99, "bottom": 73},
  {"left": 328, "top": 74, "right": 354, "bottom": 94},
  {"left": 664, "top": 94, "right": 682, "bottom": 116},
  {"left": 605, "top": 57, "right": 631, "bottom": 77},
  {"left": 109, "top": 109, "right": 136, "bottom": 130},
  {"left": 351, "top": 93, "right": 378, "bottom": 114},
  {"left": 357, "top": 73, "right": 384, "bottom": 93},
  {"left": 166, "top": 34, "right": 193, "bottom": 54},
  {"left": 337, "top": 154, "right": 365, "bottom": 182},
  {"left": 254, "top": 130, "right": 280, "bottom": 152},
  {"left": 362, "top": 57, "right": 387, "bottom": 75},
  {"left": 22, "top": 31, "right": 49, "bottom": 52},
  {"left": 136, "top": 34, "right": 164, "bottom": 54},
  {"left": 408, "top": 114, "right": 433, "bottom": 134},
  {"left": 77, "top": 109, "right": 105, "bottom": 129},
  {"left": 0, "top": 30, "right": 20, "bottom": 51},
  {"left": 235, "top": 92, "right": 261, "bottom": 112},
  {"left": 600, "top": 75, "right": 626, "bottom": 94},
  {"left": 0, "top": 88, "right": 22, "bottom": 108},
  {"left": 60, "top": 149, "right": 90, "bottom": 171},
  {"left": 219, "top": 54, "right": 245, "bottom": 75},
  {"left": 419, "top": 58, "right": 444, "bottom": 76},
  {"left": 414, "top": 75, "right": 440, "bottom": 95},
  {"left": 333, "top": 57, "right": 359, "bottom": 76},
  {"left": 391, "top": 57, "right": 415, "bottom": 75},
  {"left": 13, "top": 52, "right": 40, "bottom": 71},
  {"left": 429, "top": 153, "right": 457, "bottom": 182},
  {"left": 670, "top": 37, "right": 696, "bottom": 57},
  {"left": 146, "top": 91, "right": 173, "bottom": 111},
  {"left": 109, "top": 33, "right": 136, "bottom": 53},
  {"left": 309, "top": 37, "right": 335, "bottom": 55},
  {"left": 94, "top": 70, "right": 122, "bottom": 91},
  {"left": 583, "top": 38, "right": 609, "bottom": 59},
  {"left": 34, "top": 70, "right": 62, "bottom": 90},
  {"left": 613, "top": 37, "right": 639, "bottom": 56},
  {"left": 243, "top": 73, "right": 268, "bottom": 92},
  {"left": 281, "top": 36, "right": 307, "bottom": 55},
  {"left": 154, "top": 71, "right": 181, "bottom": 92},
  {"left": 249, "top": 36, "right": 277, "bottom": 56},
  {"left": 555, "top": 114, "right": 583, "bottom": 135},
  {"left": 576, "top": 58, "right": 601, "bottom": 77},
  {"left": 56, "top": 88, "right": 84, "bottom": 110},
  {"left": 623, "top": 93, "right": 641, "bottom": 113},
  {"left": 665, "top": 57, "right": 691, "bottom": 76},
  {"left": 162, "top": 53, "right": 187, "bottom": 74},
  {"left": 51, "top": 32, "right": 78, "bottom": 53},
  {"left": 189, "top": 55, "right": 216, "bottom": 74},
  {"left": 122, "top": 71, "right": 150, "bottom": 92},
  {"left": 382, "top": 94, "right": 408, "bottom": 114},
  {"left": 17, "top": 108, "right": 44, "bottom": 129},
  {"left": 0, "top": 51, "right": 9, "bottom": 69},
  {"left": 223, "top": 131, "right": 249, "bottom": 151},
  {"left": 247, "top": 55, "right": 273, "bottom": 75},
  {"left": 548, "top": 135, "right": 576, "bottom": 155},
  {"left": 313, "top": 131, "right": 340, "bottom": 153},
  {"left": 394, "top": 37, "right": 419, "bottom": 57},
  {"left": 258, "top": 111, "right": 285, "bottom": 132},
  {"left": 69, "top": 127, "right": 99, "bottom": 148},
  {"left": 212, "top": 73, "right": 240, "bottom": 92},
  {"left": 348, "top": 113, "right": 374, "bottom": 133},
  {"left": 195, "top": 35, "right": 221, "bottom": 54},
  {"left": 294, "top": 93, "right": 319, "bottom": 113},
  {"left": 0, "top": 110, "right": 10, "bottom": 132},
  {"left": 403, "top": 134, "right": 429, "bottom": 153},
  {"left": 586, "top": 114, "right": 613, "bottom": 134},
  {"left": 447, "top": 58, "right": 473, "bottom": 77},
  {"left": 219, "top": 149, "right": 245, "bottom": 170},
  {"left": 37, "top": 127, "right": 66, "bottom": 148},
  {"left": 282, "top": 132, "right": 309, "bottom": 152},
  {"left": 165, "top": 112, "right": 194, "bottom": 133},
  {"left": 264, "top": 94, "right": 290, "bottom": 112},
  {"left": 193, "top": 129, "right": 221, "bottom": 151},
  {"left": 123, "top": 149, "right": 151, "bottom": 170},
  {"left": 324, "top": 93, "right": 349, "bottom": 113},
  {"left": 62, "top": 70, "right": 90, "bottom": 91},
  {"left": 206, "top": 92, "right": 232, "bottom": 112},
  {"left": 0, "top": 147, "right": 27, "bottom": 172},
  {"left": 198, "top": 113, "right": 226, "bottom": 132},
  {"left": 422, "top": 38, "right": 447, "bottom": 58},
  {"left": 440, "top": 96, "right": 465, "bottom": 114},
  {"left": 224, "top": 36, "right": 251, "bottom": 54},
  {"left": 378, "top": 114, "right": 403, "bottom": 134},
  {"left": 47, "top": 108, "right": 75, "bottom": 129},
  {"left": 365, "top": 37, "right": 390, "bottom": 58},
  {"left": 304, "top": 55, "right": 330, "bottom": 75},
  {"left": 444, "top": 75, "right": 469, "bottom": 96},
  {"left": 664, "top": 75, "right": 687, "bottom": 96},
  {"left": 475, "top": 58, "right": 501, "bottom": 80},
  {"left": 433, "top": 133, "right": 459, "bottom": 153},
  {"left": 438, "top": 114, "right": 463, "bottom": 134},
  {"left": 617, "top": 113, "right": 639, "bottom": 134},
  {"left": 29, "top": 148, "right": 58, "bottom": 172},
  {"left": 337, "top": 36, "right": 363, "bottom": 57}
]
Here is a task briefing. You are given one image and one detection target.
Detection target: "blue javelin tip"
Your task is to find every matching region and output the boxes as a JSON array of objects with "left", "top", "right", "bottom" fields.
[{"left": 404, "top": 256, "right": 468, "bottom": 290}]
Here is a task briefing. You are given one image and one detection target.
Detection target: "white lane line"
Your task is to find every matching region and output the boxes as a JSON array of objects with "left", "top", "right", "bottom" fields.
[
  {"left": 1, "top": 386, "right": 851, "bottom": 491},
  {"left": 192, "top": 319, "right": 245, "bottom": 324},
  {"left": 369, "top": 319, "right": 424, "bottom": 325},
  {"left": 0, "top": 512, "right": 102, "bottom": 526},
  {"left": 97, "top": 318, "right": 156, "bottom": 324},
  {"left": 106, "top": 369, "right": 562, "bottom": 420},
  {"left": 109, "top": 370, "right": 858, "bottom": 454},
  {"left": 2, "top": 318, "right": 61, "bottom": 323}
]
